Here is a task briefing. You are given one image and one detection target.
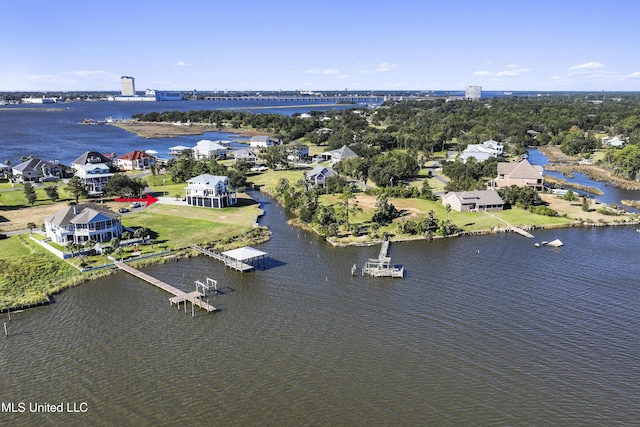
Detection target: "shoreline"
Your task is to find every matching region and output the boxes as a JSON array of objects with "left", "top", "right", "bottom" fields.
[
  {"left": 537, "top": 145, "right": 640, "bottom": 191},
  {"left": 110, "top": 121, "right": 270, "bottom": 139}
]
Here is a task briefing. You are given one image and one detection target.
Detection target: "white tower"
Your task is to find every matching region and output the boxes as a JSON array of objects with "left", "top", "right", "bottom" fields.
[
  {"left": 121, "top": 76, "right": 136, "bottom": 96},
  {"left": 465, "top": 85, "right": 482, "bottom": 101}
]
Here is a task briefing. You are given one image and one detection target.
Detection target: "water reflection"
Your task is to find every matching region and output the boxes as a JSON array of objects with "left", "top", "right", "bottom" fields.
[{"left": 527, "top": 148, "right": 640, "bottom": 212}]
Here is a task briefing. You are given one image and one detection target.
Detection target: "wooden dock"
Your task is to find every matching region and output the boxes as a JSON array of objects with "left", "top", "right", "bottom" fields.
[
  {"left": 362, "top": 238, "right": 404, "bottom": 278},
  {"left": 115, "top": 261, "right": 217, "bottom": 312},
  {"left": 193, "top": 245, "right": 267, "bottom": 272}
]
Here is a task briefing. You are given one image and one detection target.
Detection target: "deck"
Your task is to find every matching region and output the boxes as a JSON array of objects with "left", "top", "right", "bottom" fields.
[
  {"left": 362, "top": 238, "right": 404, "bottom": 278},
  {"left": 193, "top": 245, "right": 267, "bottom": 272},
  {"left": 115, "top": 261, "right": 217, "bottom": 312}
]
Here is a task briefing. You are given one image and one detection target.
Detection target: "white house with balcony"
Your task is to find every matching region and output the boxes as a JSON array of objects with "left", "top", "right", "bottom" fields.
[
  {"left": 192, "top": 139, "right": 228, "bottom": 160},
  {"left": 185, "top": 174, "right": 237, "bottom": 208},
  {"left": 45, "top": 203, "right": 122, "bottom": 245},
  {"left": 72, "top": 151, "right": 114, "bottom": 195}
]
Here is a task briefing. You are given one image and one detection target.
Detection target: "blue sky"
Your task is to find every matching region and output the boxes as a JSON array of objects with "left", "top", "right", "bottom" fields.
[{"left": 2, "top": 0, "right": 640, "bottom": 92}]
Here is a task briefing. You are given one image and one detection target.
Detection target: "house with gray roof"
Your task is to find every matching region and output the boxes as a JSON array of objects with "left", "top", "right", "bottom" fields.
[
  {"left": 11, "top": 158, "right": 65, "bottom": 182},
  {"left": 305, "top": 165, "right": 336, "bottom": 187},
  {"left": 72, "top": 151, "right": 115, "bottom": 195},
  {"left": 442, "top": 190, "right": 505, "bottom": 212},
  {"left": 185, "top": 174, "right": 237, "bottom": 208},
  {"left": 321, "top": 145, "right": 359, "bottom": 163},
  {"left": 494, "top": 159, "right": 544, "bottom": 191},
  {"left": 45, "top": 203, "right": 122, "bottom": 245},
  {"left": 234, "top": 149, "right": 258, "bottom": 166},
  {"left": 192, "top": 139, "right": 228, "bottom": 160}
]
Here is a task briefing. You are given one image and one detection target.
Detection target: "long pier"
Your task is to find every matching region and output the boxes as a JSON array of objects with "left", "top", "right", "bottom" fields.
[
  {"left": 115, "top": 261, "right": 217, "bottom": 312},
  {"left": 203, "top": 95, "right": 383, "bottom": 103}
]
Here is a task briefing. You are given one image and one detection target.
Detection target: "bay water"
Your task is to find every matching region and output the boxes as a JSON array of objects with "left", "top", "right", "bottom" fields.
[{"left": 1, "top": 101, "right": 639, "bottom": 425}]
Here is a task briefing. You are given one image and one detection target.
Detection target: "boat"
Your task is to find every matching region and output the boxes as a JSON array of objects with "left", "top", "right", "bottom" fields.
[{"left": 545, "top": 239, "right": 564, "bottom": 247}]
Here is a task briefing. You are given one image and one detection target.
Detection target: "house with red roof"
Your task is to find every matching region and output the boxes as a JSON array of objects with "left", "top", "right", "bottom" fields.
[{"left": 117, "top": 150, "right": 157, "bottom": 171}]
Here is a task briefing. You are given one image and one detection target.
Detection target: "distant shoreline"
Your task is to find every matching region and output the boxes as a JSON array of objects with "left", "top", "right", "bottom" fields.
[{"left": 110, "top": 121, "right": 268, "bottom": 139}]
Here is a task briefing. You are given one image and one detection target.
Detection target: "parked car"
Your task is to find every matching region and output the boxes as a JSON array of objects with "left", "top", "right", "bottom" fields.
[
  {"left": 119, "top": 207, "right": 129, "bottom": 213},
  {"left": 130, "top": 202, "right": 141, "bottom": 208}
]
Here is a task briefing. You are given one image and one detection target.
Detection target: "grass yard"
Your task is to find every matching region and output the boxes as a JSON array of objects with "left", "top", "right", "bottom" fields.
[
  {"left": 0, "top": 234, "right": 84, "bottom": 308},
  {"left": 122, "top": 194, "right": 263, "bottom": 249}
]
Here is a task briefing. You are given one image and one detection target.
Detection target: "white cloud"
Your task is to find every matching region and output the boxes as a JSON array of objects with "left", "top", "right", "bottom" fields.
[
  {"left": 305, "top": 68, "right": 341, "bottom": 75},
  {"left": 475, "top": 65, "right": 530, "bottom": 78},
  {"left": 569, "top": 62, "right": 604, "bottom": 70},
  {"left": 336, "top": 74, "right": 349, "bottom": 79},
  {"left": 68, "top": 70, "right": 114, "bottom": 79},
  {"left": 175, "top": 61, "right": 190, "bottom": 67},
  {"left": 495, "top": 70, "right": 519, "bottom": 77},
  {"left": 626, "top": 72, "right": 640, "bottom": 78},
  {"left": 374, "top": 62, "right": 399, "bottom": 72}
]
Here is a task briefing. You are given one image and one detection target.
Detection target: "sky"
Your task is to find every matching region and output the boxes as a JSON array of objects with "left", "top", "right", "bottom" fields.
[{"left": 2, "top": 0, "right": 640, "bottom": 92}]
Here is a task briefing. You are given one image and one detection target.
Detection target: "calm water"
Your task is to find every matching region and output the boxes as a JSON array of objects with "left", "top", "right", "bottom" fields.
[
  {"left": 2, "top": 191, "right": 640, "bottom": 426},
  {"left": 0, "top": 99, "right": 361, "bottom": 165},
  {"left": 528, "top": 148, "right": 640, "bottom": 212},
  {"left": 2, "top": 104, "right": 640, "bottom": 425}
]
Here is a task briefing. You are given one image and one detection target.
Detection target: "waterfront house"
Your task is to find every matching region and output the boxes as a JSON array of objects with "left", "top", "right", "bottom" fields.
[
  {"left": 169, "top": 145, "right": 192, "bottom": 159},
  {"left": 494, "top": 159, "right": 544, "bottom": 191},
  {"left": 305, "top": 165, "right": 336, "bottom": 187},
  {"left": 250, "top": 135, "right": 281, "bottom": 148},
  {"left": 192, "top": 139, "right": 228, "bottom": 160},
  {"left": 442, "top": 190, "right": 505, "bottom": 212},
  {"left": 185, "top": 174, "right": 237, "bottom": 208},
  {"left": 72, "top": 151, "right": 114, "bottom": 195},
  {"left": 11, "top": 158, "right": 65, "bottom": 182},
  {"left": 45, "top": 203, "right": 122, "bottom": 245},
  {"left": 234, "top": 149, "right": 258, "bottom": 166},
  {"left": 117, "top": 150, "right": 156, "bottom": 171},
  {"left": 321, "top": 145, "right": 359, "bottom": 163}
]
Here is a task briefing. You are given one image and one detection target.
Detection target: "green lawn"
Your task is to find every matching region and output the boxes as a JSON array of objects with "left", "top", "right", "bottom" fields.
[
  {"left": 122, "top": 195, "right": 263, "bottom": 249},
  {"left": 0, "top": 235, "right": 83, "bottom": 308}
]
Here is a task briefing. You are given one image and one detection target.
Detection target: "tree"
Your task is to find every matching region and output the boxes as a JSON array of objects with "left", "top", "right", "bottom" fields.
[
  {"left": 563, "top": 189, "right": 576, "bottom": 202},
  {"left": 581, "top": 196, "right": 590, "bottom": 212},
  {"left": 26, "top": 222, "right": 36, "bottom": 234},
  {"left": 23, "top": 182, "right": 37, "bottom": 205},
  {"left": 102, "top": 174, "right": 146, "bottom": 198},
  {"left": 65, "top": 176, "right": 88, "bottom": 203},
  {"left": 44, "top": 185, "right": 59, "bottom": 202},
  {"left": 371, "top": 194, "right": 399, "bottom": 226}
]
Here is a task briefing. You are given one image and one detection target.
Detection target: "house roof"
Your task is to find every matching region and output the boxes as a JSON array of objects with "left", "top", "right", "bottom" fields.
[
  {"left": 193, "top": 139, "right": 226, "bottom": 152},
  {"left": 324, "top": 145, "right": 359, "bottom": 160},
  {"left": 185, "top": 174, "right": 229, "bottom": 190},
  {"left": 307, "top": 165, "right": 336, "bottom": 180},
  {"left": 12, "top": 158, "right": 59, "bottom": 173},
  {"left": 45, "top": 203, "right": 119, "bottom": 227},
  {"left": 250, "top": 135, "right": 271, "bottom": 142},
  {"left": 72, "top": 151, "right": 111, "bottom": 166},
  {"left": 118, "top": 150, "right": 154, "bottom": 161},
  {"left": 443, "top": 190, "right": 504, "bottom": 206},
  {"left": 222, "top": 246, "right": 267, "bottom": 261},
  {"left": 234, "top": 149, "right": 257, "bottom": 159},
  {"left": 169, "top": 145, "right": 192, "bottom": 151},
  {"left": 497, "top": 159, "right": 543, "bottom": 178}
]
